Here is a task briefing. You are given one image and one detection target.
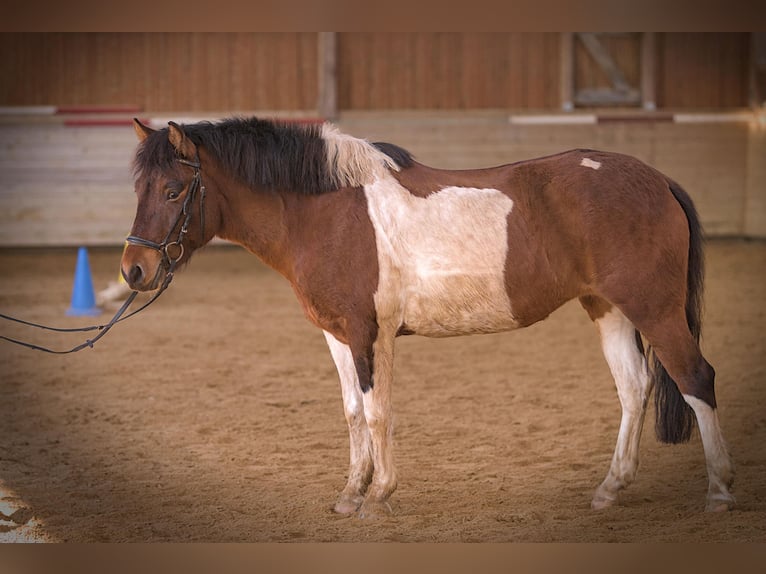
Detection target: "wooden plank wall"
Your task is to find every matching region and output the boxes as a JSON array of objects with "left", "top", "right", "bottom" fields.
[
  {"left": 0, "top": 125, "right": 138, "bottom": 246},
  {"left": 658, "top": 33, "right": 751, "bottom": 108},
  {"left": 0, "top": 33, "right": 760, "bottom": 246},
  {"left": 0, "top": 33, "right": 318, "bottom": 111},
  {"left": 0, "top": 33, "right": 752, "bottom": 111},
  {"left": 336, "top": 33, "right": 561, "bottom": 110},
  {"left": 745, "top": 123, "right": 766, "bottom": 237},
  {"left": 1, "top": 115, "right": 762, "bottom": 246}
]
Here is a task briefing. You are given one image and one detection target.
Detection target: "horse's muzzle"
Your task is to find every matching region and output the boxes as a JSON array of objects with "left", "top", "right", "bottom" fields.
[{"left": 121, "top": 247, "right": 166, "bottom": 291}]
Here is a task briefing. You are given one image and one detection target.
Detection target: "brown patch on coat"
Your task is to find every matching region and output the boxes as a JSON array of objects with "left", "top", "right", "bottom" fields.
[
  {"left": 390, "top": 162, "right": 512, "bottom": 198},
  {"left": 281, "top": 188, "right": 379, "bottom": 351},
  {"left": 579, "top": 295, "right": 613, "bottom": 321}
]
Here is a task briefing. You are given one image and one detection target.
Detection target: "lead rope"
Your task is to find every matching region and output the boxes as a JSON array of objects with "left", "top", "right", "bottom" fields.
[{"left": 0, "top": 257, "right": 179, "bottom": 354}]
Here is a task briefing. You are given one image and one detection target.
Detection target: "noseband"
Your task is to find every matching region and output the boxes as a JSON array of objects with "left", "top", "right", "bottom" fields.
[{"left": 126, "top": 157, "right": 206, "bottom": 271}]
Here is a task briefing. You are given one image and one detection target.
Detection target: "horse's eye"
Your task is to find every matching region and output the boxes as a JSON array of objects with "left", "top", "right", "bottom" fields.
[{"left": 166, "top": 189, "right": 180, "bottom": 201}]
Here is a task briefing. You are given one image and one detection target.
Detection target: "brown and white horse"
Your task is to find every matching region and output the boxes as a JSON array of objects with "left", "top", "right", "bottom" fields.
[{"left": 122, "top": 117, "right": 734, "bottom": 517}]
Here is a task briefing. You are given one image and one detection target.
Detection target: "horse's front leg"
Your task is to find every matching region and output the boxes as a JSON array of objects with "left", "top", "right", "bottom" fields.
[
  {"left": 323, "top": 331, "right": 373, "bottom": 514},
  {"left": 358, "top": 330, "right": 397, "bottom": 518}
]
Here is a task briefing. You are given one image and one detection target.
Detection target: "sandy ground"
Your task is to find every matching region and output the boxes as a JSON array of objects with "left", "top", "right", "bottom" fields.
[{"left": 0, "top": 240, "right": 764, "bottom": 542}]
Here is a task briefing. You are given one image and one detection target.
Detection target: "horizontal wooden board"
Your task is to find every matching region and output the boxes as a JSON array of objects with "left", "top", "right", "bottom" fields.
[{"left": 0, "top": 114, "right": 760, "bottom": 246}]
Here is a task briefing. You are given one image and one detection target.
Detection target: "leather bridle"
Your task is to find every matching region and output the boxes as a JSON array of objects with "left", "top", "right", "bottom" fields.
[
  {"left": 0, "top": 156, "right": 206, "bottom": 354},
  {"left": 126, "top": 157, "right": 206, "bottom": 275}
]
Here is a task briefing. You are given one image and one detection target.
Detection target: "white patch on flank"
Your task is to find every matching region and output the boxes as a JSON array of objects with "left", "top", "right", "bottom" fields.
[
  {"left": 580, "top": 157, "right": 601, "bottom": 170},
  {"left": 364, "top": 177, "right": 517, "bottom": 337},
  {"left": 321, "top": 123, "right": 399, "bottom": 188}
]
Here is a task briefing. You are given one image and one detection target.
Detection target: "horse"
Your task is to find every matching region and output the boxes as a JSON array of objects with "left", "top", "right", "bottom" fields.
[{"left": 122, "top": 116, "right": 735, "bottom": 517}]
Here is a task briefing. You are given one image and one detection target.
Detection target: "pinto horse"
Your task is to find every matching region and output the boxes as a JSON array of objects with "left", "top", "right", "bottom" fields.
[{"left": 123, "top": 117, "right": 734, "bottom": 517}]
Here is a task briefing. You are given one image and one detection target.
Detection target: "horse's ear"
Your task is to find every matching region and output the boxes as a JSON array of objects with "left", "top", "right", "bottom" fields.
[
  {"left": 168, "top": 121, "right": 197, "bottom": 160},
  {"left": 133, "top": 118, "right": 155, "bottom": 142}
]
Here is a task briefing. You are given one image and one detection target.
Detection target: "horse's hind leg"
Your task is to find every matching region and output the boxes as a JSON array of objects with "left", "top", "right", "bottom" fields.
[
  {"left": 323, "top": 331, "right": 373, "bottom": 514},
  {"left": 684, "top": 394, "right": 735, "bottom": 511},
  {"left": 636, "top": 314, "right": 735, "bottom": 511},
  {"left": 581, "top": 296, "right": 653, "bottom": 509}
]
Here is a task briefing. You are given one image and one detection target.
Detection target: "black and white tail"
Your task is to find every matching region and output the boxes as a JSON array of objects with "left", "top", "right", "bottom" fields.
[{"left": 651, "top": 179, "right": 705, "bottom": 444}]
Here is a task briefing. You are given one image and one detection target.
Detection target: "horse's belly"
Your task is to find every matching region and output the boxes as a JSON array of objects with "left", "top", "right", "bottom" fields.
[{"left": 402, "top": 272, "right": 518, "bottom": 337}]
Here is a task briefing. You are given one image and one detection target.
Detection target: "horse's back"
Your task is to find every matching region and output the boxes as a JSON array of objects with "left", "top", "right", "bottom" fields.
[{"left": 383, "top": 149, "right": 689, "bottom": 331}]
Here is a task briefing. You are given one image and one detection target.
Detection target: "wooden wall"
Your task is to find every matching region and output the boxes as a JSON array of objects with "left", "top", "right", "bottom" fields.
[
  {"left": 337, "top": 33, "right": 561, "bottom": 110},
  {"left": 0, "top": 33, "right": 318, "bottom": 111},
  {"left": 0, "top": 33, "right": 753, "bottom": 112},
  {"left": 1, "top": 114, "right": 763, "bottom": 247},
  {"left": 0, "top": 33, "right": 760, "bottom": 245},
  {"left": 658, "top": 33, "right": 751, "bottom": 108}
]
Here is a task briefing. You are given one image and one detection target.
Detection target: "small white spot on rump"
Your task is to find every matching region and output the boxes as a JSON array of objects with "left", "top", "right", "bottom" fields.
[{"left": 580, "top": 157, "right": 601, "bottom": 170}]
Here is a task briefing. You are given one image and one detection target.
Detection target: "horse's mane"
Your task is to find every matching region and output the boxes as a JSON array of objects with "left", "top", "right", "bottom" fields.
[{"left": 134, "top": 117, "right": 413, "bottom": 194}]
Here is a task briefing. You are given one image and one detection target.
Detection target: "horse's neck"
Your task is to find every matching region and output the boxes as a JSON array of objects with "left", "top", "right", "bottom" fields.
[{"left": 215, "top": 178, "right": 292, "bottom": 277}]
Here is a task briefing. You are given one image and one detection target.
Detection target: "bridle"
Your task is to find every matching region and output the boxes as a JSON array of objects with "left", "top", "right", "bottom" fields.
[
  {"left": 0, "top": 156, "right": 206, "bottom": 354},
  {"left": 126, "top": 157, "right": 206, "bottom": 276}
]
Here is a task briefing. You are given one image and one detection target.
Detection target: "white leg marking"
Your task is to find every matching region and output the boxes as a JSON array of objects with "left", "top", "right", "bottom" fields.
[
  {"left": 323, "top": 331, "right": 373, "bottom": 513},
  {"left": 682, "top": 394, "right": 735, "bottom": 511},
  {"left": 580, "top": 157, "right": 601, "bottom": 170},
  {"left": 359, "top": 331, "right": 397, "bottom": 517},
  {"left": 592, "top": 308, "right": 652, "bottom": 509},
  {"left": 364, "top": 177, "right": 518, "bottom": 337}
]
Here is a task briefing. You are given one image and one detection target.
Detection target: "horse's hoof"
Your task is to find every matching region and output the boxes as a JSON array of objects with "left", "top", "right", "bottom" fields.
[
  {"left": 706, "top": 495, "right": 735, "bottom": 512},
  {"left": 357, "top": 500, "right": 393, "bottom": 519},
  {"left": 590, "top": 493, "right": 618, "bottom": 510},
  {"left": 333, "top": 495, "right": 363, "bottom": 515}
]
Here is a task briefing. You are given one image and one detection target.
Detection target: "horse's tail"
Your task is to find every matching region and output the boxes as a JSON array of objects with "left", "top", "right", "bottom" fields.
[{"left": 650, "top": 178, "right": 704, "bottom": 444}]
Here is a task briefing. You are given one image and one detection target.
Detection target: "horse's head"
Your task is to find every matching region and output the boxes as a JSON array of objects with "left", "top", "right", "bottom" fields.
[{"left": 121, "top": 119, "right": 215, "bottom": 291}]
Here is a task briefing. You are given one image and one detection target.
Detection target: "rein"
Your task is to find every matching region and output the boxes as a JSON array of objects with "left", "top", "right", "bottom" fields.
[{"left": 0, "top": 157, "right": 205, "bottom": 355}]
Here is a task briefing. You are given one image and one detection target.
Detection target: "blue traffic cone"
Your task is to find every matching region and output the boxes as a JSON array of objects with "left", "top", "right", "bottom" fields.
[{"left": 66, "top": 247, "right": 101, "bottom": 316}]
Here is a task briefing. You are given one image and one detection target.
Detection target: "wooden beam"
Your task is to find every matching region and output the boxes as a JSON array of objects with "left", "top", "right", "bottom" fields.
[
  {"left": 641, "top": 32, "right": 656, "bottom": 110},
  {"left": 317, "top": 32, "right": 337, "bottom": 120},
  {"left": 575, "top": 88, "right": 641, "bottom": 106},
  {"left": 578, "top": 33, "right": 632, "bottom": 93},
  {"left": 560, "top": 33, "right": 574, "bottom": 111},
  {"left": 749, "top": 32, "right": 766, "bottom": 109}
]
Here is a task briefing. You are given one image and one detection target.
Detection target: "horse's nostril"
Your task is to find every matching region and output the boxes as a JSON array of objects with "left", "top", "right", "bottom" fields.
[{"left": 128, "top": 264, "right": 144, "bottom": 286}]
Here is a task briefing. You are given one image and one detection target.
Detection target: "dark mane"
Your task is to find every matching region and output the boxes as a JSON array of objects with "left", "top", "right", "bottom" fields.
[
  {"left": 134, "top": 117, "right": 411, "bottom": 194},
  {"left": 372, "top": 142, "right": 414, "bottom": 169}
]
